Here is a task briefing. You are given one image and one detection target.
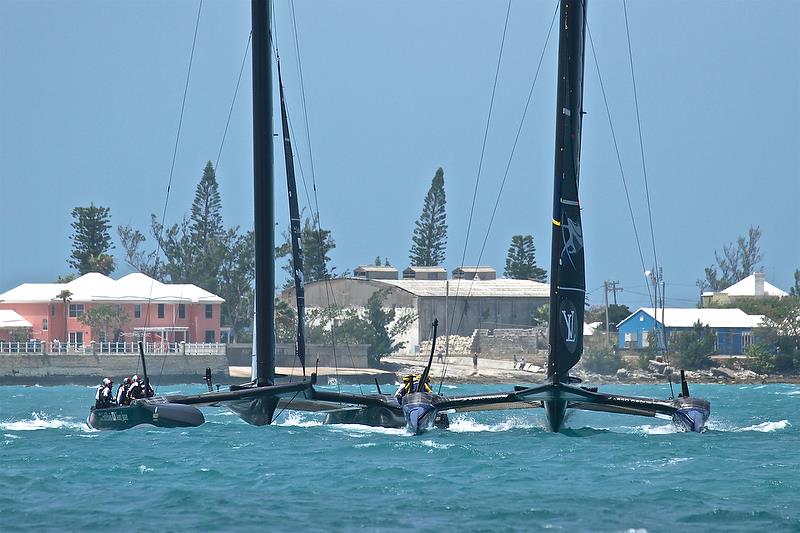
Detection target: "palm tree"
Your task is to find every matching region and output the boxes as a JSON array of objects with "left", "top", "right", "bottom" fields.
[{"left": 56, "top": 289, "right": 73, "bottom": 344}]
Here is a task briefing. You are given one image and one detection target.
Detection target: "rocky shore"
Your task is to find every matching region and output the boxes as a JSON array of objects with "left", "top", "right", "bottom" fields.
[{"left": 381, "top": 354, "right": 800, "bottom": 385}]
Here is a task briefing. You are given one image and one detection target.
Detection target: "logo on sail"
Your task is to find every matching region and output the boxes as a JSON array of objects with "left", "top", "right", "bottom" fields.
[
  {"left": 560, "top": 217, "right": 583, "bottom": 268},
  {"left": 559, "top": 298, "right": 579, "bottom": 353}
]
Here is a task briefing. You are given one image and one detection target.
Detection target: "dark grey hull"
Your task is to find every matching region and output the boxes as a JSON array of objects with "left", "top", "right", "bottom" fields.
[
  {"left": 324, "top": 405, "right": 406, "bottom": 428},
  {"left": 86, "top": 399, "right": 205, "bottom": 431}
]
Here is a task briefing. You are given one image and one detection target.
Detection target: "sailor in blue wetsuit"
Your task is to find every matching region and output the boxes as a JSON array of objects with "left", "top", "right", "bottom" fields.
[{"left": 95, "top": 378, "right": 115, "bottom": 409}]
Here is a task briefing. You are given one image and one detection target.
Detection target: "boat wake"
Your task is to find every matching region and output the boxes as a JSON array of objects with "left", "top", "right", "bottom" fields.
[
  {"left": 274, "top": 412, "right": 323, "bottom": 428},
  {"left": 446, "top": 415, "right": 540, "bottom": 433},
  {"left": 0, "top": 412, "right": 90, "bottom": 432},
  {"left": 735, "top": 420, "right": 790, "bottom": 432}
]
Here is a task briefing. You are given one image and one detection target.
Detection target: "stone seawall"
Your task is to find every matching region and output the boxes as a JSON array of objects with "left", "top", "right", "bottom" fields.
[
  {"left": 227, "top": 343, "right": 370, "bottom": 368},
  {"left": 0, "top": 352, "right": 229, "bottom": 385}
]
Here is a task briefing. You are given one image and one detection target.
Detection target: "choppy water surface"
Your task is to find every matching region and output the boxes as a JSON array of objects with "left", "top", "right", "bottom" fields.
[{"left": 1, "top": 383, "right": 798, "bottom": 532}]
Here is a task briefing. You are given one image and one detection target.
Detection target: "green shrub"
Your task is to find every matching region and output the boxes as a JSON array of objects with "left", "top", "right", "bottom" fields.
[
  {"left": 581, "top": 344, "right": 625, "bottom": 374},
  {"left": 670, "top": 321, "right": 715, "bottom": 370},
  {"left": 745, "top": 344, "right": 774, "bottom": 374}
]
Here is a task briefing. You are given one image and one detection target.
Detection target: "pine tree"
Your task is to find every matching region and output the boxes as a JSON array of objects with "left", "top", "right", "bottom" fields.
[
  {"left": 504, "top": 234, "right": 546, "bottom": 282},
  {"left": 409, "top": 167, "right": 447, "bottom": 266},
  {"left": 69, "top": 204, "right": 115, "bottom": 275},
  {"left": 186, "top": 161, "right": 226, "bottom": 293},
  {"left": 303, "top": 214, "right": 336, "bottom": 282}
]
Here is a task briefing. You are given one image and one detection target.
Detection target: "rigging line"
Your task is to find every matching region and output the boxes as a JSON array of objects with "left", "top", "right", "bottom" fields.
[
  {"left": 215, "top": 33, "right": 251, "bottom": 170},
  {"left": 157, "top": 0, "right": 203, "bottom": 244},
  {"left": 140, "top": 0, "right": 203, "bottom": 390},
  {"left": 440, "top": 1, "right": 553, "bottom": 391},
  {"left": 272, "top": 389, "right": 301, "bottom": 423},
  {"left": 454, "top": 0, "right": 512, "bottom": 291},
  {"left": 586, "top": 22, "right": 653, "bottom": 307},
  {"left": 289, "top": 0, "right": 317, "bottom": 190},
  {"left": 282, "top": 6, "right": 367, "bottom": 396},
  {"left": 439, "top": 0, "right": 512, "bottom": 391},
  {"left": 622, "top": 0, "right": 660, "bottom": 280}
]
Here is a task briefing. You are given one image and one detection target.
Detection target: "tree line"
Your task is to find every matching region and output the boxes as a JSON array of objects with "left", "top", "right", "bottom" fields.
[{"left": 62, "top": 164, "right": 548, "bottom": 345}]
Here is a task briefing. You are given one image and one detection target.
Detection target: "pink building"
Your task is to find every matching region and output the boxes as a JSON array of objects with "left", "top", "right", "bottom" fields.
[{"left": 0, "top": 273, "right": 224, "bottom": 345}]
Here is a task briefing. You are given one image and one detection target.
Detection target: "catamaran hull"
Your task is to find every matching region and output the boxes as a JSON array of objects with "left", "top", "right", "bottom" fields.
[
  {"left": 544, "top": 400, "right": 568, "bottom": 433},
  {"left": 224, "top": 396, "right": 280, "bottom": 426},
  {"left": 403, "top": 404, "right": 437, "bottom": 435},
  {"left": 324, "top": 405, "right": 405, "bottom": 428},
  {"left": 87, "top": 401, "right": 205, "bottom": 431},
  {"left": 672, "top": 397, "right": 711, "bottom": 433},
  {"left": 402, "top": 392, "right": 450, "bottom": 435}
]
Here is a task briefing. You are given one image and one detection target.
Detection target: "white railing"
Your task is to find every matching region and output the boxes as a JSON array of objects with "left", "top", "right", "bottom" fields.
[
  {"left": 0, "top": 341, "right": 45, "bottom": 354},
  {"left": 0, "top": 341, "right": 225, "bottom": 356}
]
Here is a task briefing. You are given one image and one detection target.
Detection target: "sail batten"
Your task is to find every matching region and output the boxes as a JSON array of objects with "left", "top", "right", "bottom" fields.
[{"left": 548, "top": 0, "right": 587, "bottom": 384}]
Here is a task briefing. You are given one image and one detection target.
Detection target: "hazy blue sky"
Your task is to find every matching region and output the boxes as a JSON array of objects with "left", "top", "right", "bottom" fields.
[{"left": 1, "top": 0, "right": 798, "bottom": 310}]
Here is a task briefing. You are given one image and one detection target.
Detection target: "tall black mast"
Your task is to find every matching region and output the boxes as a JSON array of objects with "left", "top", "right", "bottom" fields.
[
  {"left": 252, "top": 0, "right": 274, "bottom": 386},
  {"left": 547, "top": 0, "right": 586, "bottom": 384}
]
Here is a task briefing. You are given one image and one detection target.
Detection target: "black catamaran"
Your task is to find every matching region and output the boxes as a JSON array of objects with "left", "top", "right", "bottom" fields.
[
  {"left": 289, "top": 0, "right": 711, "bottom": 434},
  {"left": 87, "top": 0, "right": 311, "bottom": 430},
  {"left": 508, "top": 0, "right": 710, "bottom": 432}
]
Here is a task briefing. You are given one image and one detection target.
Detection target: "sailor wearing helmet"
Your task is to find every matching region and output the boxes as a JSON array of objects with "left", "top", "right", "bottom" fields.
[{"left": 95, "top": 377, "right": 115, "bottom": 409}]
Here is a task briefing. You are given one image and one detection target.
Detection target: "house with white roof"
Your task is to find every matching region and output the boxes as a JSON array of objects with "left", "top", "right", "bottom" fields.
[
  {"left": 0, "top": 272, "right": 224, "bottom": 346},
  {"left": 701, "top": 272, "right": 788, "bottom": 307},
  {"left": 617, "top": 307, "right": 765, "bottom": 355}
]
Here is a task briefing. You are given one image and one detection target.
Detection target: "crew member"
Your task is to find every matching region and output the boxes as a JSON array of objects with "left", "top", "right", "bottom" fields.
[
  {"left": 127, "top": 375, "right": 145, "bottom": 401},
  {"left": 395, "top": 373, "right": 432, "bottom": 403},
  {"left": 95, "top": 378, "right": 115, "bottom": 409},
  {"left": 116, "top": 377, "right": 132, "bottom": 406}
]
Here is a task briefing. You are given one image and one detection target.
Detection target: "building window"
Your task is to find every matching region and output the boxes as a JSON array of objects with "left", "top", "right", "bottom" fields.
[
  {"left": 51, "top": 304, "right": 56, "bottom": 317},
  {"left": 743, "top": 332, "right": 752, "bottom": 349},
  {"left": 205, "top": 330, "right": 216, "bottom": 343},
  {"left": 205, "top": 304, "right": 212, "bottom": 319},
  {"left": 178, "top": 304, "right": 186, "bottom": 319},
  {"left": 68, "top": 331, "right": 83, "bottom": 345},
  {"left": 115, "top": 304, "right": 122, "bottom": 314},
  {"left": 134, "top": 304, "right": 141, "bottom": 319},
  {"left": 68, "top": 304, "right": 84, "bottom": 318},
  {"left": 157, "top": 304, "right": 165, "bottom": 319},
  {"left": 43, "top": 319, "right": 48, "bottom": 331}
]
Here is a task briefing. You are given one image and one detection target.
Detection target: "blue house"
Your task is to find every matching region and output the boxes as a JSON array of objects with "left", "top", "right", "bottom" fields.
[{"left": 617, "top": 308, "right": 764, "bottom": 355}]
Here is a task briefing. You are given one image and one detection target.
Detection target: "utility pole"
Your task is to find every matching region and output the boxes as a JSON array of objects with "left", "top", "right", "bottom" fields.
[
  {"left": 603, "top": 281, "right": 610, "bottom": 345},
  {"left": 603, "top": 280, "right": 624, "bottom": 347},
  {"left": 608, "top": 280, "right": 623, "bottom": 305}
]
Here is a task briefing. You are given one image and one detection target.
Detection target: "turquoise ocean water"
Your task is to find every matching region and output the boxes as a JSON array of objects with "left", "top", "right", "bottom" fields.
[{"left": 1, "top": 382, "right": 798, "bottom": 532}]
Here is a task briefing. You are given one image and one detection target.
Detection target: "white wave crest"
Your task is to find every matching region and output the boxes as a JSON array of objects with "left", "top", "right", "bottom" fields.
[
  {"left": 138, "top": 465, "right": 153, "bottom": 473},
  {"left": 0, "top": 412, "right": 87, "bottom": 432},
  {"left": 447, "top": 415, "right": 537, "bottom": 433},
  {"left": 631, "top": 424, "right": 677, "bottom": 435},
  {"left": 274, "top": 412, "right": 322, "bottom": 427},
  {"left": 331, "top": 424, "right": 408, "bottom": 437},
  {"left": 420, "top": 439, "right": 452, "bottom": 450},
  {"left": 781, "top": 390, "right": 800, "bottom": 396},
  {"left": 736, "top": 420, "right": 790, "bottom": 432}
]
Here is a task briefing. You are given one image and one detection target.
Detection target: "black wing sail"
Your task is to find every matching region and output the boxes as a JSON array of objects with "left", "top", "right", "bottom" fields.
[
  {"left": 277, "top": 58, "right": 306, "bottom": 374},
  {"left": 548, "top": 0, "right": 587, "bottom": 384}
]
